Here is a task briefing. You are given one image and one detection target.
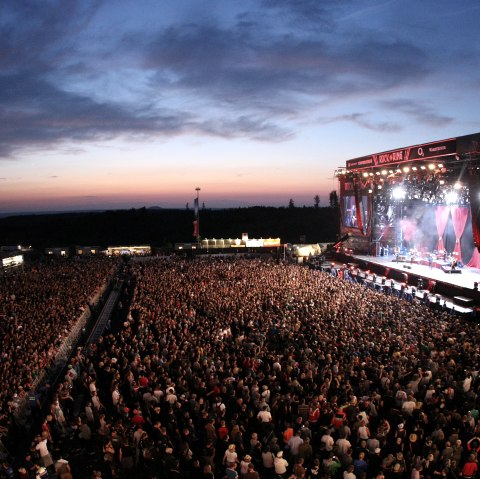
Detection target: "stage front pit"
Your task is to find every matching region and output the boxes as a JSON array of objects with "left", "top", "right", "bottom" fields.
[{"left": 311, "top": 253, "right": 479, "bottom": 317}]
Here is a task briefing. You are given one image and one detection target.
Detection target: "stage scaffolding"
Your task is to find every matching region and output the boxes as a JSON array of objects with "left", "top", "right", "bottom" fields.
[{"left": 335, "top": 132, "right": 480, "bottom": 269}]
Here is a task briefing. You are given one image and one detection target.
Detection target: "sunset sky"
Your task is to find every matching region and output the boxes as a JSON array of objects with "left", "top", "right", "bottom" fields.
[{"left": 1, "top": 0, "right": 479, "bottom": 214}]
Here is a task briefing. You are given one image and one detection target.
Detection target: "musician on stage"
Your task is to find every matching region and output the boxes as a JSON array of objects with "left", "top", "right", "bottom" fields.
[{"left": 451, "top": 258, "right": 458, "bottom": 272}]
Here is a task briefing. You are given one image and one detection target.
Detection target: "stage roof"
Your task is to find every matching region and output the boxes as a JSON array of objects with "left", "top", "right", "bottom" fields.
[{"left": 345, "top": 132, "right": 480, "bottom": 171}]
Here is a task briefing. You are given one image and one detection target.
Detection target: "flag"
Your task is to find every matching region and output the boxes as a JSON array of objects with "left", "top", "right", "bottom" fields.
[{"left": 193, "top": 197, "right": 199, "bottom": 237}]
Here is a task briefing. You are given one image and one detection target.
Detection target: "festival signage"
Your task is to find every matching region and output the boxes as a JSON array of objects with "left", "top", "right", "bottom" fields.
[{"left": 346, "top": 138, "right": 457, "bottom": 170}]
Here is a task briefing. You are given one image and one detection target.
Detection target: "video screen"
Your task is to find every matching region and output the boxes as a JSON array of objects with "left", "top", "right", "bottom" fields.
[
  {"left": 343, "top": 195, "right": 369, "bottom": 230},
  {"left": 343, "top": 196, "right": 357, "bottom": 228}
]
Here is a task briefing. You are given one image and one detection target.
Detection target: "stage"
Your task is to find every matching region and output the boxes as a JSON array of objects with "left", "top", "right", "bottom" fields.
[
  {"left": 352, "top": 253, "right": 480, "bottom": 291},
  {"left": 326, "top": 252, "right": 480, "bottom": 314}
]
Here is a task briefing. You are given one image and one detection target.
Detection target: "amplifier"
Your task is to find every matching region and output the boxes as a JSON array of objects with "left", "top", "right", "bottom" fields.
[{"left": 441, "top": 265, "right": 461, "bottom": 274}]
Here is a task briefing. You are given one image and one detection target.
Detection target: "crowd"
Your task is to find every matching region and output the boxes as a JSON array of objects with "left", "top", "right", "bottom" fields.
[
  {"left": 0, "top": 257, "right": 119, "bottom": 431},
  {"left": 2, "top": 256, "right": 480, "bottom": 479}
]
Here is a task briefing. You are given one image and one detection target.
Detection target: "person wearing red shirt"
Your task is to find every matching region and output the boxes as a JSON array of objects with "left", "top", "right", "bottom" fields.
[
  {"left": 218, "top": 420, "right": 229, "bottom": 441},
  {"left": 461, "top": 455, "right": 478, "bottom": 479},
  {"left": 308, "top": 402, "right": 321, "bottom": 426},
  {"left": 132, "top": 410, "right": 145, "bottom": 427}
]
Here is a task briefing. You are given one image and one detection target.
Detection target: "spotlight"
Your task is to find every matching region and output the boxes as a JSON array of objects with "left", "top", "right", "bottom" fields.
[
  {"left": 403, "top": 166, "right": 410, "bottom": 173},
  {"left": 428, "top": 164, "right": 435, "bottom": 170},
  {"left": 445, "top": 191, "right": 458, "bottom": 205},
  {"left": 392, "top": 186, "right": 406, "bottom": 200},
  {"left": 363, "top": 172, "right": 369, "bottom": 177},
  {"left": 454, "top": 182, "right": 462, "bottom": 190}
]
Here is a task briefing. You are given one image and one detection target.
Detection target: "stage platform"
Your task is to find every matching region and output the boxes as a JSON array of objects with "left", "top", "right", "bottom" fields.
[
  {"left": 325, "top": 252, "right": 480, "bottom": 314},
  {"left": 352, "top": 254, "right": 480, "bottom": 291}
]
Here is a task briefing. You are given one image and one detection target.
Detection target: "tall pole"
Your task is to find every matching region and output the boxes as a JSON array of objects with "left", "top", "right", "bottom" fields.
[{"left": 195, "top": 187, "right": 201, "bottom": 246}]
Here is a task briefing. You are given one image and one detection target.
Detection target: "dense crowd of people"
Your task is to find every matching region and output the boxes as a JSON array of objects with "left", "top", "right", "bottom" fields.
[
  {"left": 2, "top": 256, "right": 480, "bottom": 479},
  {"left": 0, "top": 257, "right": 119, "bottom": 431}
]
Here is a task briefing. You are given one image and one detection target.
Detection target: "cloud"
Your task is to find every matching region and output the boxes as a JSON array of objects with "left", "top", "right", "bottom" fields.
[
  {"left": 143, "top": 20, "right": 429, "bottom": 104},
  {"left": 381, "top": 99, "right": 453, "bottom": 126},
  {"left": 318, "top": 113, "right": 401, "bottom": 132},
  {"left": 0, "top": 0, "right": 439, "bottom": 158},
  {"left": 260, "top": 0, "right": 344, "bottom": 26}
]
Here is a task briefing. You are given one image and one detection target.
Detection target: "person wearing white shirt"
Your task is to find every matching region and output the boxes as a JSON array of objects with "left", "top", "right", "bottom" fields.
[
  {"left": 112, "top": 384, "right": 120, "bottom": 406},
  {"left": 402, "top": 395, "right": 417, "bottom": 416},
  {"left": 288, "top": 431, "right": 304, "bottom": 458},
  {"left": 274, "top": 451, "right": 288, "bottom": 477},
  {"left": 35, "top": 436, "right": 54, "bottom": 468},
  {"left": 257, "top": 406, "right": 272, "bottom": 423},
  {"left": 336, "top": 437, "right": 352, "bottom": 456},
  {"left": 344, "top": 465, "right": 356, "bottom": 479},
  {"left": 321, "top": 432, "right": 335, "bottom": 452}
]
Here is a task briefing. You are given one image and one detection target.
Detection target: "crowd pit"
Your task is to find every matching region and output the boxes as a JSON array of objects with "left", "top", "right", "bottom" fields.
[{"left": 2, "top": 256, "right": 480, "bottom": 479}]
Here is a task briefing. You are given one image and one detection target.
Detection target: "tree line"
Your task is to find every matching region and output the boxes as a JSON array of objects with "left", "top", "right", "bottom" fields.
[{"left": 0, "top": 204, "right": 340, "bottom": 249}]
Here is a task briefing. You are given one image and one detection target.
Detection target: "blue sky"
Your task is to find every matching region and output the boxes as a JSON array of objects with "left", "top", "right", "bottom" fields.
[{"left": 1, "top": 0, "right": 479, "bottom": 213}]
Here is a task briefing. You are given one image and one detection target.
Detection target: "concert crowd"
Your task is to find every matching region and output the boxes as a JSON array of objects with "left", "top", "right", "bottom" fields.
[
  {"left": 2, "top": 256, "right": 480, "bottom": 479},
  {"left": 0, "top": 258, "right": 119, "bottom": 434}
]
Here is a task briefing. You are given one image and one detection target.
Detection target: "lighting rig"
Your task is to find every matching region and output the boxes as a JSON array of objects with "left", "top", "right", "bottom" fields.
[{"left": 336, "top": 155, "right": 480, "bottom": 207}]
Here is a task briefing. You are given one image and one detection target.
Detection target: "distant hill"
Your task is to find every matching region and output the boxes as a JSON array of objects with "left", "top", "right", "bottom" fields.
[{"left": 0, "top": 206, "right": 339, "bottom": 248}]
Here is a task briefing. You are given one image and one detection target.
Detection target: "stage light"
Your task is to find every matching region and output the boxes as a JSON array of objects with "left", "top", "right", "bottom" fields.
[
  {"left": 454, "top": 182, "right": 462, "bottom": 190},
  {"left": 392, "top": 186, "right": 406, "bottom": 200},
  {"left": 420, "top": 165, "right": 426, "bottom": 170},
  {"left": 368, "top": 189, "right": 373, "bottom": 194},
  {"left": 412, "top": 166, "right": 417, "bottom": 171},
  {"left": 381, "top": 170, "right": 388, "bottom": 176},
  {"left": 438, "top": 164, "right": 443, "bottom": 168},
  {"left": 363, "top": 172, "right": 369, "bottom": 177},
  {"left": 428, "top": 164, "right": 435, "bottom": 170},
  {"left": 403, "top": 166, "right": 410, "bottom": 173},
  {"left": 445, "top": 191, "right": 458, "bottom": 204},
  {"left": 439, "top": 180, "right": 445, "bottom": 185}
]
